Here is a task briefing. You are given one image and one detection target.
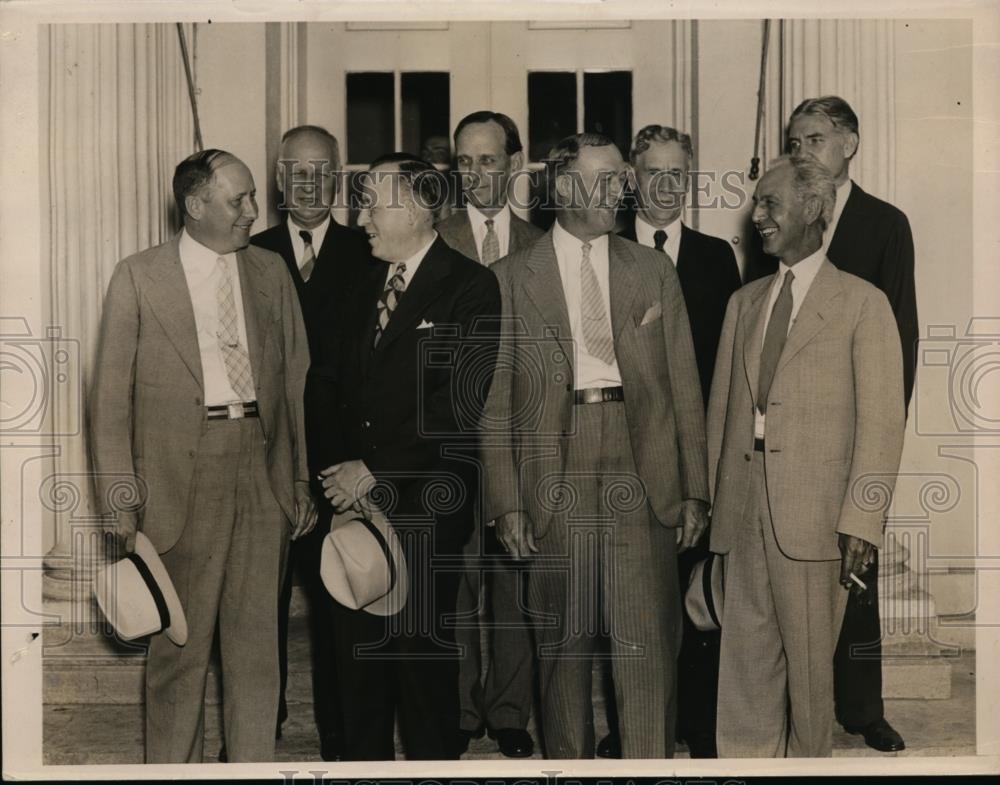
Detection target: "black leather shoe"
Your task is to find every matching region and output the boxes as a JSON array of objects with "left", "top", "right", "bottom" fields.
[
  {"left": 218, "top": 744, "right": 227, "bottom": 763},
  {"left": 845, "top": 718, "right": 906, "bottom": 752},
  {"left": 682, "top": 731, "right": 718, "bottom": 759},
  {"left": 596, "top": 731, "right": 621, "bottom": 759},
  {"left": 455, "top": 725, "right": 486, "bottom": 755},
  {"left": 488, "top": 727, "right": 534, "bottom": 758}
]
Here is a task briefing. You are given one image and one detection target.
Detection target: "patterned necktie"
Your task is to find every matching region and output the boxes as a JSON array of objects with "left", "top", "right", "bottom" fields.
[
  {"left": 757, "top": 269, "right": 795, "bottom": 414},
  {"left": 215, "top": 256, "right": 255, "bottom": 400},
  {"left": 373, "top": 262, "right": 407, "bottom": 348},
  {"left": 299, "top": 229, "right": 316, "bottom": 282},
  {"left": 481, "top": 218, "right": 500, "bottom": 265},
  {"left": 579, "top": 242, "right": 616, "bottom": 366},
  {"left": 653, "top": 229, "right": 668, "bottom": 252}
]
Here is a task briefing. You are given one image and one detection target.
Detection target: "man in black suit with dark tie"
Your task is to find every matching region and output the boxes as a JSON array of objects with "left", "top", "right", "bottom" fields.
[
  {"left": 744, "top": 96, "right": 917, "bottom": 753},
  {"left": 250, "top": 125, "right": 370, "bottom": 761},
  {"left": 597, "top": 124, "right": 742, "bottom": 759},
  {"left": 313, "top": 154, "right": 501, "bottom": 760}
]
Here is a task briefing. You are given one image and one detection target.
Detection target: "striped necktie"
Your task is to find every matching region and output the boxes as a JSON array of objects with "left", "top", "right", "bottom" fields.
[
  {"left": 579, "top": 242, "right": 616, "bottom": 365},
  {"left": 481, "top": 218, "right": 500, "bottom": 265},
  {"left": 373, "top": 262, "right": 407, "bottom": 348},
  {"left": 299, "top": 230, "right": 316, "bottom": 282},
  {"left": 215, "top": 256, "right": 255, "bottom": 400}
]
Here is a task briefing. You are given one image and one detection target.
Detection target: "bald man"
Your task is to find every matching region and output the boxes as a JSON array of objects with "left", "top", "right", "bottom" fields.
[{"left": 90, "top": 149, "right": 315, "bottom": 762}]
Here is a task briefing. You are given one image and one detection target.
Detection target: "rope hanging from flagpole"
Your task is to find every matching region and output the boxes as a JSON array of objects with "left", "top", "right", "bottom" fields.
[
  {"left": 176, "top": 23, "right": 204, "bottom": 152},
  {"left": 749, "top": 19, "right": 771, "bottom": 181}
]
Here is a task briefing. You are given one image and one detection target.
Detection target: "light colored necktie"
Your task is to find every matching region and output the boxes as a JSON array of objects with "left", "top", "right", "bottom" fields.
[
  {"left": 579, "top": 242, "right": 616, "bottom": 366},
  {"left": 373, "top": 262, "right": 407, "bottom": 348},
  {"left": 481, "top": 218, "right": 500, "bottom": 265},
  {"left": 299, "top": 229, "right": 316, "bottom": 282},
  {"left": 757, "top": 269, "right": 795, "bottom": 414},
  {"left": 215, "top": 256, "right": 255, "bottom": 400}
]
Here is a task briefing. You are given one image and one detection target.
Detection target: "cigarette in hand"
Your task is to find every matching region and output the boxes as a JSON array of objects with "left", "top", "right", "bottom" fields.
[{"left": 849, "top": 572, "right": 868, "bottom": 591}]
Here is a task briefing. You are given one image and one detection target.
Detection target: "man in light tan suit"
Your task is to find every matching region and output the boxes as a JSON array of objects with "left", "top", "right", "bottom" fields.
[
  {"left": 708, "top": 156, "right": 905, "bottom": 757},
  {"left": 482, "top": 133, "right": 709, "bottom": 759},
  {"left": 89, "top": 149, "right": 316, "bottom": 763}
]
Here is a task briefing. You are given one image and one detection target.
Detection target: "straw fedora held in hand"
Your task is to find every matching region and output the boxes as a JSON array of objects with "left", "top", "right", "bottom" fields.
[
  {"left": 93, "top": 531, "right": 188, "bottom": 645},
  {"left": 684, "top": 551, "right": 724, "bottom": 632},
  {"left": 320, "top": 506, "right": 408, "bottom": 616}
]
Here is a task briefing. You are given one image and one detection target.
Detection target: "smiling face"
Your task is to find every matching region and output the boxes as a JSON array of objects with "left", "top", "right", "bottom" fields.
[
  {"left": 185, "top": 156, "right": 258, "bottom": 254},
  {"left": 277, "top": 131, "right": 339, "bottom": 230},
  {"left": 632, "top": 139, "right": 690, "bottom": 227},
  {"left": 357, "top": 164, "right": 433, "bottom": 263},
  {"left": 751, "top": 162, "right": 822, "bottom": 264},
  {"left": 787, "top": 113, "right": 857, "bottom": 184},
  {"left": 455, "top": 120, "right": 521, "bottom": 214},
  {"left": 556, "top": 143, "right": 629, "bottom": 240}
]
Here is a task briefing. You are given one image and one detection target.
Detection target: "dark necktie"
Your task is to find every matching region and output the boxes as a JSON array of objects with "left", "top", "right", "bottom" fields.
[
  {"left": 373, "top": 262, "right": 407, "bottom": 348},
  {"left": 653, "top": 229, "right": 668, "bottom": 252},
  {"left": 299, "top": 230, "right": 316, "bottom": 282},
  {"left": 757, "top": 270, "right": 795, "bottom": 414}
]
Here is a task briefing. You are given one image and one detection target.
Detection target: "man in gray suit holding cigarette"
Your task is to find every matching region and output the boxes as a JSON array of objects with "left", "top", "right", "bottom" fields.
[
  {"left": 90, "top": 149, "right": 315, "bottom": 763},
  {"left": 481, "top": 133, "right": 709, "bottom": 759},
  {"left": 708, "top": 155, "right": 905, "bottom": 757}
]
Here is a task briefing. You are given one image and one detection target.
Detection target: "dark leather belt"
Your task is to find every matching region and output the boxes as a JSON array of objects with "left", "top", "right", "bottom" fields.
[
  {"left": 206, "top": 401, "right": 259, "bottom": 420},
  {"left": 754, "top": 437, "right": 765, "bottom": 452},
  {"left": 574, "top": 386, "right": 625, "bottom": 405}
]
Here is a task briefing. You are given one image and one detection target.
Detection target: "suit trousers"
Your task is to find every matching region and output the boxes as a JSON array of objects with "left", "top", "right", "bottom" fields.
[
  {"left": 833, "top": 552, "right": 884, "bottom": 728},
  {"left": 455, "top": 520, "right": 534, "bottom": 732},
  {"left": 330, "top": 522, "right": 463, "bottom": 760},
  {"left": 528, "top": 400, "right": 681, "bottom": 759},
  {"left": 145, "top": 417, "right": 289, "bottom": 763},
  {"left": 277, "top": 509, "right": 342, "bottom": 741},
  {"left": 716, "top": 451, "right": 849, "bottom": 757}
]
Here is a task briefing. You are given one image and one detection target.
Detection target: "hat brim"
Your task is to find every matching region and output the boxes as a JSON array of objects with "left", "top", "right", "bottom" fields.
[
  {"left": 133, "top": 532, "right": 188, "bottom": 645},
  {"left": 322, "top": 507, "right": 408, "bottom": 617}
]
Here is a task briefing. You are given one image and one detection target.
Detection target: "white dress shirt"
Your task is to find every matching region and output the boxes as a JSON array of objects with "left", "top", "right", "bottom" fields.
[
  {"left": 634, "top": 213, "right": 682, "bottom": 267},
  {"left": 287, "top": 213, "right": 331, "bottom": 271},
  {"left": 178, "top": 229, "right": 254, "bottom": 406},
  {"left": 467, "top": 203, "right": 511, "bottom": 262},
  {"left": 552, "top": 219, "right": 623, "bottom": 389},
  {"left": 821, "top": 179, "right": 852, "bottom": 254},
  {"left": 754, "top": 246, "right": 826, "bottom": 438},
  {"left": 383, "top": 231, "right": 438, "bottom": 289}
]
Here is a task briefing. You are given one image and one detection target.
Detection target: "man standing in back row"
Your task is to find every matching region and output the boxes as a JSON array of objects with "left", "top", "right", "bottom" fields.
[{"left": 439, "top": 110, "right": 542, "bottom": 759}]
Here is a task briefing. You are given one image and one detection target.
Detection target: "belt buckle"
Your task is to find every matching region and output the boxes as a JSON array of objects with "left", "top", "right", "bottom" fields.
[{"left": 227, "top": 402, "right": 245, "bottom": 420}]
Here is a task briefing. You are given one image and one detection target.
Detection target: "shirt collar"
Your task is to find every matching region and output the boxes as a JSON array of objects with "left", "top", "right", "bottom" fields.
[
  {"left": 288, "top": 212, "right": 332, "bottom": 250},
  {"left": 179, "top": 228, "right": 235, "bottom": 271},
  {"left": 552, "top": 218, "right": 609, "bottom": 259},
  {"left": 391, "top": 231, "right": 439, "bottom": 283},
  {"left": 778, "top": 244, "right": 825, "bottom": 289},
  {"left": 467, "top": 202, "right": 510, "bottom": 236},
  {"left": 635, "top": 213, "right": 683, "bottom": 246}
]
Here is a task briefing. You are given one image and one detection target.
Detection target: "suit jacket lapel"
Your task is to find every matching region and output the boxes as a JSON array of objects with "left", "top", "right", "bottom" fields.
[
  {"left": 277, "top": 223, "right": 303, "bottom": 286},
  {"left": 608, "top": 234, "right": 641, "bottom": 341},
  {"left": 509, "top": 214, "right": 535, "bottom": 254},
  {"left": 676, "top": 224, "right": 693, "bottom": 283},
  {"left": 236, "top": 246, "right": 272, "bottom": 388},
  {"left": 827, "top": 179, "right": 861, "bottom": 264},
  {"left": 774, "top": 260, "right": 842, "bottom": 376},
  {"left": 741, "top": 279, "right": 772, "bottom": 406},
  {"left": 454, "top": 211, "right": 481, "bottom": 263},
  {"left": 522, "top": 230, "right": 574, "bottom": 371},
  {"left": 141, "top": 235, "right": 204, "bottom": 389},
  {"left": 375, "top": 237, "right": 451, "bottom": 351}
]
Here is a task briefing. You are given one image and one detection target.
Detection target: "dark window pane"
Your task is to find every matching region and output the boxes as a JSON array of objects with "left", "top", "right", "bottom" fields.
[
  {"left": 584, "top": 71, "right": 632, "bottom": 159},
  {"left": 528, "top": 71, "right": 577, "bottom": 162},
  {"left": 346, "top": 72, "right": 394, "bottom": 165},
  {"left": 401, "top": 72, "right": 451, "bottom": 161}
]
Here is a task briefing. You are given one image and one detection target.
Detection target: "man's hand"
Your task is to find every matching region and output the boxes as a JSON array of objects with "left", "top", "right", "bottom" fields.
[
  {"left": 676, "top": 499, "right": 710, "bottom": 553},
  {"left": 291, "top": 482, "right": 318, "bottom": 540},
  {"left": 318, "top": 460, "right": 377, "bottom": 513},
  {"left": 105, "top": 510, "right": 139, "bottom": 556},
  {"left": 838, "top": 532, "right": 876, "bottom": 600},
  {"left": 495, "top": 511, "right": 538, "bottom": 561}
]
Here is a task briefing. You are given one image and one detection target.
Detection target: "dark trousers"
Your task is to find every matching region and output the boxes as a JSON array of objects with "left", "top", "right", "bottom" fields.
[
  {"left": 833, "top": 552, "right": 884, "bottom": 728},
  {"left": 277, "top": 509, "right": 342, "bottom": 742},
  {"left": 330, "top": 523, "right": 463, "bottom": 760}
]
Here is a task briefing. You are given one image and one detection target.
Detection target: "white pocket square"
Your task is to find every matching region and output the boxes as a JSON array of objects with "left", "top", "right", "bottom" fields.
[
  {"left": 417, "top": 319, "right": 435, "bottom": 329},
  {"left": 638, "top": 303, "right": 662, "bottom": 326}
]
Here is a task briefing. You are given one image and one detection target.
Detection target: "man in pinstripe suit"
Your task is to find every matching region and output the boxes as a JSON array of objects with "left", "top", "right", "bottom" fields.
[{"left": 481, "top": 133, "right": 709, "bottom": 759}]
